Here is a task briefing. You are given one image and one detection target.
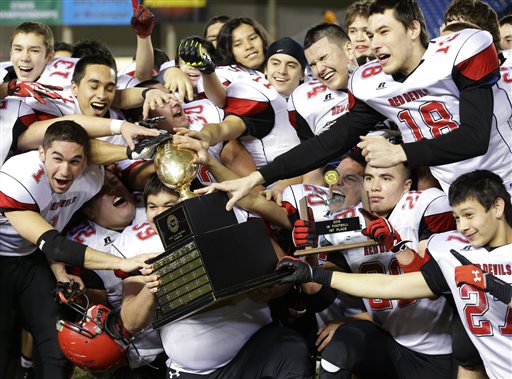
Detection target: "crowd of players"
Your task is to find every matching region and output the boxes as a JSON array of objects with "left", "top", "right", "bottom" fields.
[{"left": 0, "top": 0, "right": 511, "bottom": 378}]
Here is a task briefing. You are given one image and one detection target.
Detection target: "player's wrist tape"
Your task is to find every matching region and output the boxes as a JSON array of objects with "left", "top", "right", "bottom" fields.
[
  {"left": 312, "top": 268, "right": 333, "bottom": 287},
  {"left": 110, "top": 119, "right": 124, "bottom": 135},
  {"left": 37, "top": 230, "right": 86, "bottom": 267},
  {"left": 487, "top": 275, "right": 512, "bottom": 305}
]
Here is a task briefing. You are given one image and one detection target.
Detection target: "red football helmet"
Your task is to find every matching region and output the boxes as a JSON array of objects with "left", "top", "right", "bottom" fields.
[{"left": 56, "top": 303, "right": 131, "bottom": 371}]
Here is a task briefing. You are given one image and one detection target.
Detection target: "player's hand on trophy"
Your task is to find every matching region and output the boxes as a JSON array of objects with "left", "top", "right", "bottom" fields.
[
  {"left": 178, "top": 36, "right": 216, "bottom": 75},
  {"left": 8, "top": 80, "right": 63, "bottom": 104},
  {"left": 174, "top": 127, "right": 211, "bottom": 147},
  {"left": 194, "top": 171, "right": 264, "bottom": 211},
  {"left": 163, "top": 67, "right": 194, "bottom": 103},
  {"left": 141, "top": 268, "right": 160, "bottom": 294},
  {"left": 117, "top": 253, "right": 157, "bottom": 275},
  {"left": 126, "top": 131, "right": 172, "bottom": 160},
  {"left": 357, "top": 135, "right": 407, "bottom": 168},
  {"left": 120, "top": 121, "right": 161, "bottom": 150},
  {"left": 130, "top": 1, "right": 155, "bottom": 38},
  {"left": 359, "top": 208, "right": 410, "bottom": 253},
  {"left": 142, "top": 89, "right": 174, "bottom": 119},
  {"left": 277, "top": 256, "right": 334, "bottom": 286},
  {"left": 172, "top": 134, "right": 210, "bottom": 165}
]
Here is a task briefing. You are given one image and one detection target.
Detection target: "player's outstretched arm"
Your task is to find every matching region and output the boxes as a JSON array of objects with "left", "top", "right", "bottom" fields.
[
  {"left": 277, "top": 256, "right": 434, "bottom": 299},
  {"left": 175, "top": 115, "right": 246, "bottom": 147},
  {"left": 163, "top": 67, "right": 194, "bottom": 103}
]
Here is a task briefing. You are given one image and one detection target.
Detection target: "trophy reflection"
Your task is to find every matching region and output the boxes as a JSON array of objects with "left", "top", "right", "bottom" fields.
[{"left": 154, "top": 139, "right": 198, "bottom": 201}]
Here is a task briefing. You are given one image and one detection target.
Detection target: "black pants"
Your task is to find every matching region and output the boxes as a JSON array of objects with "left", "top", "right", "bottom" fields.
[
  {"left": 0, "top": 252, "right": 68, "bottom": 379},
  {"left": 320, "top": 320, "right": 455, "bottom": 379},
  {"left": 166, "top": 324, "right": 314, "bottom": 379}
]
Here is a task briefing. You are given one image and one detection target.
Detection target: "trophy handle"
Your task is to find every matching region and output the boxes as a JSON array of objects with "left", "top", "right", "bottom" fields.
[{"left": 178, "top": 184, "right": 198, "bottom": 201}]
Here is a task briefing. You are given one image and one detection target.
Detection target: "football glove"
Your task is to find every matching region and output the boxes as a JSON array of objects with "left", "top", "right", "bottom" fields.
[
  {"left": 130, "top": 1, "right": 155, "bottom": 38},
  {"left": 178, "top": 36, "right": 216, "bottom": 75},
  {"left": 277, "top": 257, "right": 333, "bottom": 286},
  {"left": 136, "top": 115, "right": 166, "bottom": 129},
  {"left": 359, "top": 208, "right": 410, "bottom": 253},
  {"left": 451, "top": 249, "right": 512, "bottom": 305},
  {"left": 292, "top": 206, "right": 317, "bottom": 249},
  {"left": 126, "top": 131, "right": 172, "bottom": 160},
  {"left": 8, "top": 80, "right": 63, "bottom": 104}
]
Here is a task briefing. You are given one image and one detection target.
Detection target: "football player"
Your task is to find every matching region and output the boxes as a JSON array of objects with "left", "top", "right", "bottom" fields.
[{"left": 278, "top": 170, "right": 512, "bottom": 379}]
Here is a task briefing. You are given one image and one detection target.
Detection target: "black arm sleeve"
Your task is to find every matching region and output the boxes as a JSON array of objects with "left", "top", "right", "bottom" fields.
[
  {"left": 258, "top": 98, "right": 384, "bottom": 185},
  {"left": 420, "top": 250, "right": 450, "bottom": 295},
  {"left": 37, "top": 229, "right": 86, "bottom": 267},
  {"left": 402, "top": 69, "right": 498, "bottom": 168},
  {"left": 301, "top": 284, "right": 338, "bottom": 312}
]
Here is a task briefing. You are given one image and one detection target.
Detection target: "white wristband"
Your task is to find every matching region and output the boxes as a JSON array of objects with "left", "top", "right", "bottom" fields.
[{"left": 110, "top": 119, "right": 124, "bottom": 135}]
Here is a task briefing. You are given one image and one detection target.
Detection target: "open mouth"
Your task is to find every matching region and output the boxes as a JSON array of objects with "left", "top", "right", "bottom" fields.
[
  {"left": 91, "top": 102, "right": 107, "bottom": 114},
  {"left": 245, "top": 52, "right": 259, "bottom": 60},
  {"left": 273, "top": 77, "right": 288, "bottom": 83},
  {"left": 321, "top": 71, "right": 335, "bottom": 82},
  {"left": 18, "top": 66, "right": 34, "bottom": 74},
  {"left": 376, "top": 53, "right": 390, "bottom": 64},
  {"left": 54, "top": 178, "right": 70, "bottom": 190},
  {"left": 113, "top": 196, "right": 127, "bottom": 207},
  {"left": 172, "top": 106, "right": 183, "bottom": 118}
]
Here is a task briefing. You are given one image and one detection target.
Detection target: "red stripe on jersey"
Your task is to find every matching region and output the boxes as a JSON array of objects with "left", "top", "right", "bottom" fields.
[
  {"left": 348, "top": 90, "right": 356, "bottom": 110},
  {"left": 288, "top": 111, "right": 297, "bottom": 129},
  {"left": 281, "top": 201, "right": 297, "bottom": 216},
  {"left": 424, "top": 211, "right": 456, "bottom": 233},
  {"left": 34, "top": 111, "right": 58, "bottom": 122},
  {"left": 19, "top": 113, "right": 38, "bottom": 128},
  {"left": 456, "top": 44, "right": 499, "bottom": 81},
  {"left": 0, "top": 192, "right": 39, "bottom": 212},
  {"left": 121, "top": 160, "right": 145, "bottom": 177},
  {"left": 224, "top": 97, "right": 269, "bottom": 117}
]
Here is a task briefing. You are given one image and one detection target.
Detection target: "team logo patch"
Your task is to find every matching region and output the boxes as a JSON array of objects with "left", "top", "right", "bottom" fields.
[
  {"left": 167, "top": 214, "right": 179, "bottom": 233},
  {"left": 376, "top": 82, "right": 386, "bottom": 90}
]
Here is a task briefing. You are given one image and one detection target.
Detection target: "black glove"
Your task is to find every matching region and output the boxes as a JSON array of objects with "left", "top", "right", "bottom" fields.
[
  {"left": 127, "top": 131, "right": 172, "bottom": 160},
  {"left": 178, "top": 36, "right": 216, "bottom": 75},
  {"left": 136, "top": 115, "right": 166, "bottom": 128},
  {"left": 277, "top": 257, "right": 333, "bottom": 286}
]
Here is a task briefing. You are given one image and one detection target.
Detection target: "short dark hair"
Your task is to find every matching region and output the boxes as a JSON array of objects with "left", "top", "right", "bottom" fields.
[
  {"left": 500, "top": 15, "right": 512, "bottom": 27},
  {"left": 369, "top": 0, "right": 429, "bottom": 48},
  {"left": 11, "top": 22, "right": 54, "bottom": 56},
  {"left": 154, "top": 48, "right": 170, "bottom": 71},
  {"left": 54, "top": 41, "right": 74, "bottom": 54},
  {"left": 445, "top": 0, "right": 500, "bottom": 50},
  {"left": 304, "top": 23, "right": 350, "bottom": 51},
  {"left": 202, "top": 15, "right": 231, "bottom": 39},
  {"left": 216, "top": 17, "right": 271, "bottom": 67},
  {"left": 71, "top": 54, "right": 118, "bottom": 86},
  {"left": 443, "top": 21, "right": 480, "bottom": 34},
  {"left": 344, "top": 0, "right": 374, "bottom": 31},
  {"left": 143, "top": 173, "right": 179, "bottom": 207},
  {"left": 449, "top": 170, "right": 512, "bottom": 227},
  {"left": 71, "top": 40, "right": 115, "bottom": 63},
  {"left": 42, "top": 120, "right": 90, "bottom": 158}
]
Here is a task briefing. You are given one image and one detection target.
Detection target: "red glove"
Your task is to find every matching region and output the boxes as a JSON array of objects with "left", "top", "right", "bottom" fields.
[
  {"left": 359, "top": 208, "right": 410, "bottom": 253},
  {"left": 292, "top": 207, "right": 317, "bottom": 249},
  {"left": 455, "top": 265, "right": 487, "bottom": 290},
  {"left": 130, "top": 1, "right": 155, "bottom": 38},
  {"left": 7, "top": 81, "right": 63, "bottom": 104}
]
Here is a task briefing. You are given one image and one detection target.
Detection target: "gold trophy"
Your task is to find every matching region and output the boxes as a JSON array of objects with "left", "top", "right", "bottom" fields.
[{"left": 153, "top": 139, "right": 199, "bottom": 201}]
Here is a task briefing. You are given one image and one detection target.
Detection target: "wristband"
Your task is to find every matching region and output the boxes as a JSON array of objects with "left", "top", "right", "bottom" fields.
[
  {"left": 487, "top": 275, "right": 512, "bottom": 305},
  {"left": 110, "top": 119, "right": 124, "bottom": 135},
  {"left": 312, "top": 268, "right": 333, "bottom": 287},
  {"left": 141, "top": 88, "right": 152, "bottom": 100}
]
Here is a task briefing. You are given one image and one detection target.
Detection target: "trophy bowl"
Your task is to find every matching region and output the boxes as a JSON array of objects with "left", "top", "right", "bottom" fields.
[{"left": 154, "top": 139, "right": 199, "bottom": 201}]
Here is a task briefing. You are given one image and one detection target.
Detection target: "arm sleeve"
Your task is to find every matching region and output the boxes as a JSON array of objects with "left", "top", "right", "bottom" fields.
[
  {"left": 258, "top": 95, "right": 384, "bottom": 185},
  {"left": 420, "top": 250, "right": 450, "bottom": 295}
]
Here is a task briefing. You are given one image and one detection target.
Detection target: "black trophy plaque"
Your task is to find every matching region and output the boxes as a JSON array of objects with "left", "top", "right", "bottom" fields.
[{"left": 150, "top": 192, "right": 288, "bottom": 329}]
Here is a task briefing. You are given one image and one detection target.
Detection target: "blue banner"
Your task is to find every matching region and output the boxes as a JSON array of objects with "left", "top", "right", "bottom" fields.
[{"left": 62, "top": 0, "right": 133, "bottom": 26}]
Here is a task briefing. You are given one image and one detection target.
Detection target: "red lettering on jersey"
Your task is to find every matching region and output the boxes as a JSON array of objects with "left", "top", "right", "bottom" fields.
[
  {"left": 501, "top": 67, "right": 512, "bottom": 83},
  {"left": 32, "top": 168, "right": 45, "bottom": 183},
  {"left": 50, "top": 59, "right": 76, "bottom": 79},
  {"left": 133, "top": 222, "right": 157, "bottom": 241},
  {"left": 498, "top": 307, "right": 512, "bottom": 335},
  {"left": 49, "top": 196, "right": 78, "bottom": 211},
  {"left": 331, "top": 104, "right": 347, "bottom": 116},
  {"left": 360, "top": 261, "right": 393, "bottom": 310},
  {"left": 402, "top": 191, "right": 422, "bottom": 209},
  {"left": 197, "top": 165, "right": 214, "bottom": 184},
  {"left": 446, "top": 234, "right": 469, "bottom": 244},
  {"left": 460, "top": 284, "right": 493, "bottom": 336},
  {"left": 361, "top": 64, "right": 382, "bottom": 78},
  {"left": 333, "top": 207, "right": 357, "bottom": 220},
  {"left": 306, "top": 83, "right": 327, "bottom": 99},
  {"left": 303, "top": 185, "right": 328, "bottom": 206},
  {"left": 184, "top": 105, "right": 207, "bottom": 126},
  {"left": 73, "top": 224, "right": 96, "bottom": 244},
  {"left": 252, "top": 76, "right": 272, "bottom": 89},
  {"left": 435, "top": 33, "right": 460, "bottom": 54}
]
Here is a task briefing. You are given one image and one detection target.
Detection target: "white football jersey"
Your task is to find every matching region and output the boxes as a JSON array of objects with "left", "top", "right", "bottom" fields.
[
  {"left": 0, "top": 99, "right": 37, "bottom": 166},
  {"left": 225, "top": 73, "right": 300, "bottom": 167},
  {"left": 349, "top": 29, "right": 512, "bottom": 193},
  {"left": 0, "top": 151, "right": 104, "bottom": 257},
  {"left": 196, "top": 64, "right": 264, "bottom": 95},
  {"left": 426, "top": 232, "right": 512, "bottom": 378},
  {"left": 115, "top": 217, "right": 270, "bottom": 373},
  {"left": 327, "top": 189, "right": 454, "bottom": 355},
  {"left": 38, "top": 57, "right": 140, "bottom": 90},
  {"left": 288, "top": 80, "right": 349, "bottom": 140}
]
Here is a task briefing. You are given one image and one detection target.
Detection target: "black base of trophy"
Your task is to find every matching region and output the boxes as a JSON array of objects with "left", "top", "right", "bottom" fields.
[{"left": 150, "top": 192, "right": 288, "bottom": 329}]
